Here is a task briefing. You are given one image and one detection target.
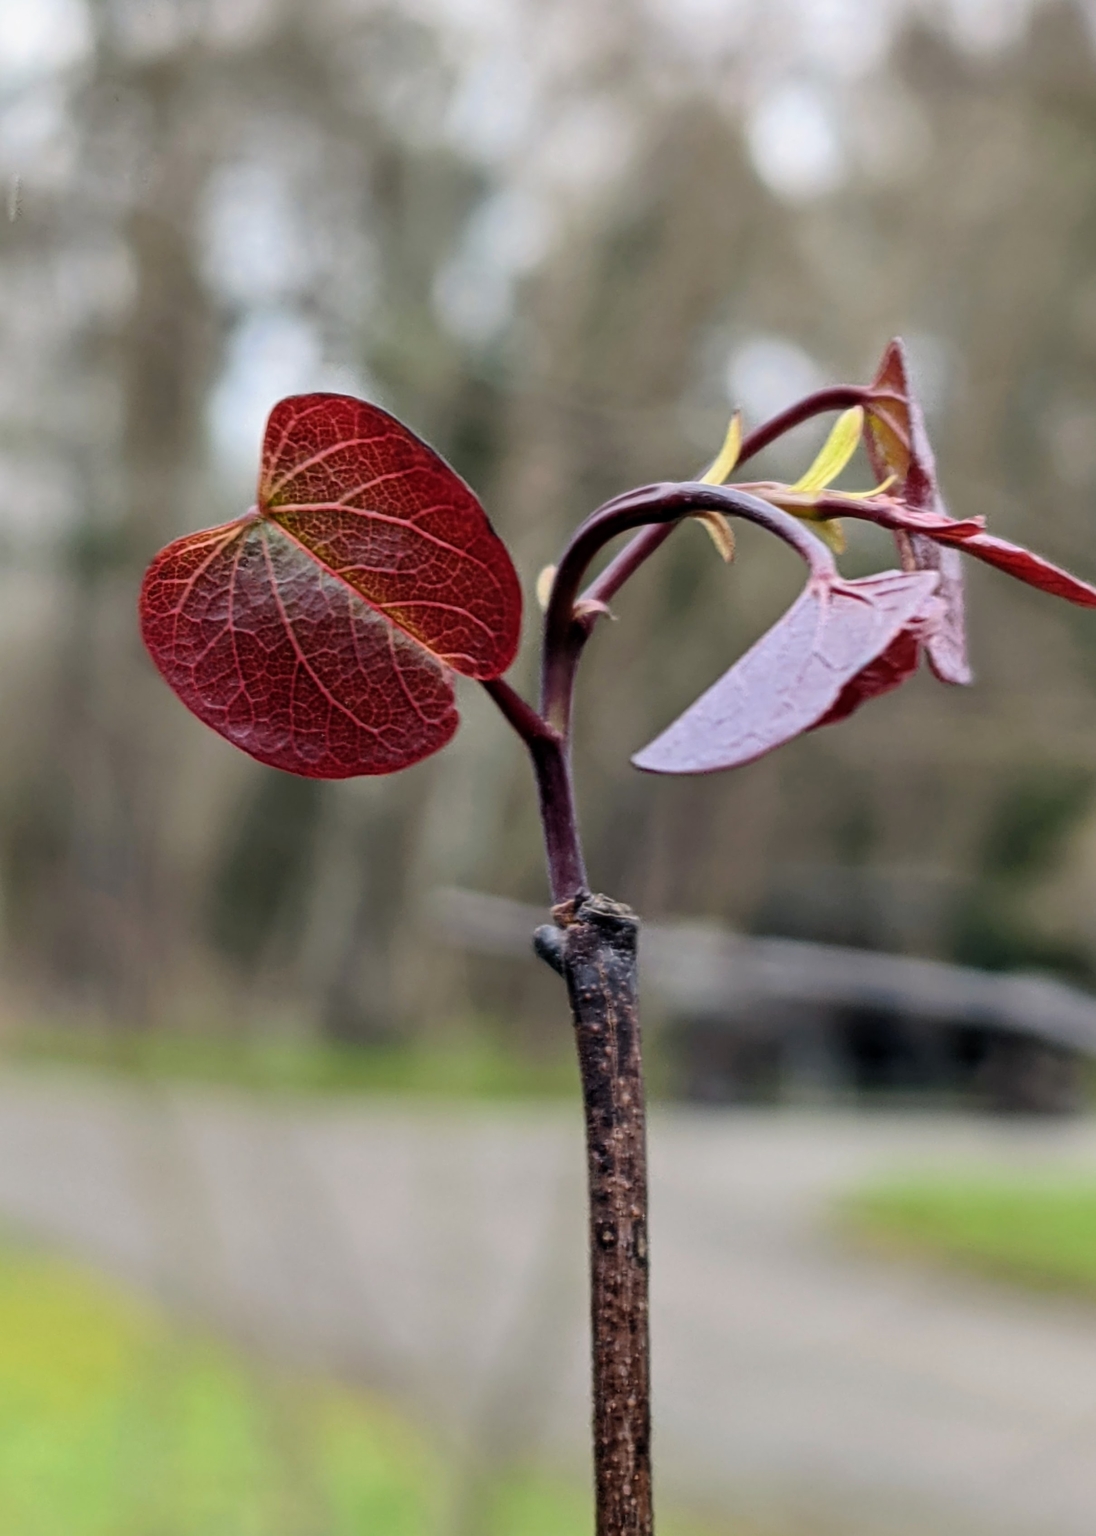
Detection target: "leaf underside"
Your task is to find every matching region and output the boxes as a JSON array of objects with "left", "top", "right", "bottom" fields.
[
  {"left": 811, "top": 627, "right": 922, "bottom": 729},
  {"left": 140, "top": 394, "right": 522, "bottom": 778},
  {"left": 632, "top": 570, "right": 940, "bottom": 775}
]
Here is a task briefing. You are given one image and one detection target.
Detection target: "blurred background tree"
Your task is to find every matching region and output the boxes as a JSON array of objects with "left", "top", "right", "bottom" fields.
[{"left": 3, "top": 0, "right": 1096, "bottom": 1045}]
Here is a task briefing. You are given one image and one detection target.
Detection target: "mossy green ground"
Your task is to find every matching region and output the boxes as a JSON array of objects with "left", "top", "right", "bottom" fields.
[
  {"left": 0, "top": 1241, "right": 727, "bottom": 1536},
  {"left": 843, "top": 1173, "right": 1096, "bottom": 1299}
]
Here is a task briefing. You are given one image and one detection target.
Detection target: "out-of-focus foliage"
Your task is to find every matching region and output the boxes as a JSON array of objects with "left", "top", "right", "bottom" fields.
[
  {"left": 0, "top": 1238, "right": 737, "bottom": 1535},
  {"left": 4, "top": 0, "right": 1096, "bottom": 1038},
  {"left": 10, "top": 1019, "right": 583, "bottom": 1097},
  {"left": 843, "top": 1172, "right": 1096, "bottom": 1298},
  {"left": 0, "top": 1242, "right": 441, "bottom": 1534}
]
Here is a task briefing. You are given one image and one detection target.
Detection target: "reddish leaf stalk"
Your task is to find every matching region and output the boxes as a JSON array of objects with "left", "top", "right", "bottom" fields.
[
  {"left": 481, "top": 678, "right": 587, "bottom": 904},
  {"left": 530, "top": 735, "right": 588, "bottom": 905}
]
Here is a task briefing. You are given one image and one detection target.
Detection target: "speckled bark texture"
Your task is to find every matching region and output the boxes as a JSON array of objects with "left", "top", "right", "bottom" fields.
[{"left": 536, "top": 893, "right": 652, "bottom": 1536}]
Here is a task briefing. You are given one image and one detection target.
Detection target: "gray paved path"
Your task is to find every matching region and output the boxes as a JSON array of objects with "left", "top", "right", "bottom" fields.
[{"left": 2, "top": 1073, "right": 1096, "bottom": 1533}]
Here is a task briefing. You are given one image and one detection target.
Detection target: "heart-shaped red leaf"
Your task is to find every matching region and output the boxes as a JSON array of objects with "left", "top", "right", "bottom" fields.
[
  {"left": 140, "top": 394, "right": 522, "bottom": 778},
  {"left": 865, "top": 340, "right": 972, "bottom": 686},
  {"left": 632, "top": 570, "right": 940, "bottom": 774}
]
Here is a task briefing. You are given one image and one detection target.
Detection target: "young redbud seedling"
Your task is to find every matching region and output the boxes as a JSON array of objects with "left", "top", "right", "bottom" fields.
[{"left": 140, "top": 340, "right": 1096, "bottom": 1536}]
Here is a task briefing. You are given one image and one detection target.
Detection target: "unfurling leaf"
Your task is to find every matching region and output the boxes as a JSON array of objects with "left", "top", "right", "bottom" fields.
[
  {"left": 632, "top": 569, "right": 940, "bottom": 774},
  {"left": 695, "top": 511, "right": 736, "bottom": 562},
  {"left": 864, "top": 340, "right": 971, "bottom": 686},
  {"left": 140, "top": 394, "right": 523, "bottom": 778},
  {"left": 792, "top": 405, "right": 864, "bottom": 495},
  {"left": 536, "top": 564, "right": 558, "bottom": 610}
]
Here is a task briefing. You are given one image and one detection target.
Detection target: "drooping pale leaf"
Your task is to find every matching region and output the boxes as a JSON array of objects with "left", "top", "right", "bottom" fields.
[
  {"left": 865, "top": 340, "right": 972, "bottom": 686},
  {"left": 792, "top": 406, "right": 864, "bottom": 494},
  {"left": 694, "top": 512, "right": 736, "bottom": 561},
  {"left": 140, "top": 394, "right": 523, "bottom": 778},
  {"left": 632, "top": 569, "right": 940, "bottom": 774}
]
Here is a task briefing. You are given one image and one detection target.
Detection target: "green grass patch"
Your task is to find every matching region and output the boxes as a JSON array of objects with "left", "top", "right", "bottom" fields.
[
  {"left": 0, "top": 1240, "right": 732, "bottom": 1535},
  {"left": 3, "top": 1026, "right": 582, "bottom": 1102},
  {"left": 0, "top": 1245, "right": 440, "bottom": 1536},
  {"left": 842, "top": 1172, "right": 1096, "bottom": 1299}
]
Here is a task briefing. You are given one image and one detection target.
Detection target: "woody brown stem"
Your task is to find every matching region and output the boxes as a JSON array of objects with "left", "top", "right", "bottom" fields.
[{"left": 536, "top": 893, "right": 651, "bottom": 1536}]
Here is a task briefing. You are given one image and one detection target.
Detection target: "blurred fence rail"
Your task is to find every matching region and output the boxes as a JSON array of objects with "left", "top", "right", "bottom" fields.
[{"left": 430, "top": 886, "right": 1096, "bottom": 1110}]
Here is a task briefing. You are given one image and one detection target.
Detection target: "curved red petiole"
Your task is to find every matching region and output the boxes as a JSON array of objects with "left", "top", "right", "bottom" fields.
[{"left": 540, "top": 481, "right": 838, "bottom": 734}]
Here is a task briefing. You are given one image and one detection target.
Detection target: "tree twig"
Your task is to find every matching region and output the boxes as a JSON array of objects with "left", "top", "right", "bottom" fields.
[{"left": 537, "top": 893, "right": 651, "bottom": 1536}]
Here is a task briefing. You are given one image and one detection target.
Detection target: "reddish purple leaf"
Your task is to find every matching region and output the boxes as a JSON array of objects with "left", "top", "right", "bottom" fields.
[
  {"left": 632, "top": 570, "right": 940, "bottom": 775},
  {"left": 904, "top": 542, "right": 967, "bottom": 682},
  {"left": 811, "top": 629, "right": 922, "bottom": 729},
  {"left": 140, "top": 394, "right": 523, "bottom": 778},
  {"left": 846, "top": 500, "right": 1096, "bottom": 609},
  {"left": 865, "top": 340, "right": 972, "bottom": 686},
  {"left": 928, "top": 525, "right": 1096, "bottom": 607}
]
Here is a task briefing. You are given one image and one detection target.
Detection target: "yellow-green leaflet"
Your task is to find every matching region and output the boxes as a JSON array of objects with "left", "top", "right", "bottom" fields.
[
  {"left": 792, "top": 405, "right": 863, "bottom": 494},
  {"left": 814, "top": 518, "right": 847, "bottom": 554},
  {"left": 700, "top": 411, "right": 742, "bottom": 486},
  {"left": 693, "top": 411, "right": 741, "bottom": 560}
]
